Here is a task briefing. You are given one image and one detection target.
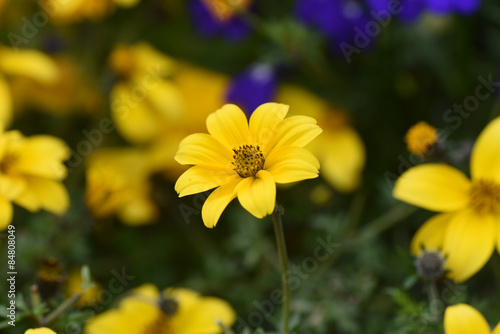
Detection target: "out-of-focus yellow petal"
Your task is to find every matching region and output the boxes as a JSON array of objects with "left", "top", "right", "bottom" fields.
[
  {"left": 118, "top": 194, "right": 157, "bottom": 226},
  {"left": 248, "top": 103, "right": 288, "bottom": 146},
  {"left": 113, "top": 0, "right": 140, "bottom": 7},
  {"left": 201, "top": 176, "right": 241, "bottom": 228},
  {"left": 14, "top": 177, "right": 69, "bottom": 215},
  {"left": 13, "top": 135, "right": 69, "bottom": 180},
  {"left": 0, "top": 48, "right": 58, "bottom": 84},
  {"left": 276, "top": 84, "right": 325, "bottom": 120},
  {"left": 110, "top": 82, "right": 159, "bottom": 143},
  {"left": 175, "top": 165, "right": 235, "bottom": 197},
  {"left": 142, "top": 79, "right": 183, "bottom": 121},
  {"left": 393, "top": 164, "right": 471, "bottom": 212},
  {"left": 312, "top": 128, "right": 365, "bottom": 193},
  {"left": 172, "top": 295, "right": 236, "bottom": 332},
  {"left": 443, "top": 210, "right": 496, "bottom": 283},
  {"left": 0, "top": 75, "right": 12, "bottom": 127},
  {"left": 132, "top": 43, "right": 176, "bottom": 76},
  {"left": 24, "top": 328, "right": 57, "bottom": 334},
  {"left": 264, "top": 115, "right": 322, "bottom": 155},
  {"left": 471, "top": 116, "right": 500, "bottom": 183},
  {"left": 444, "top": 304, "right": 491, "bottom": 334},
  {"left": 237, "top": 170, "right": 275, "bottom": 218},
  {"left": 0, "top": 196, "right": 13, "bottom": 230},
  {"left": 493, "top": 323, "right": 500, "bottom": 334},
  {"left": 175, "top": 133, "right": 233, "bottom": 167},
  {"left": 0, "top": 174, "right": 26, "bottom": 200},
  {"left": 206, "top": 104, "right": 249, "bottom": 149},
  {"left": 265, "top": 146, "right": 319, "bottom": 184},
  {"left": 410, "top": 213, "right": 453, "bottom": 255}
]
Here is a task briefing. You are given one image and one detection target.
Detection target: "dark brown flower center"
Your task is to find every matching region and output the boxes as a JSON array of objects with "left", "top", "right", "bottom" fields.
[
  {"left": 469, "top": 179, "right": 500, "bottom": 215},
  {"left": 231, "top": 144, "right": 265, "bottom": 178}
]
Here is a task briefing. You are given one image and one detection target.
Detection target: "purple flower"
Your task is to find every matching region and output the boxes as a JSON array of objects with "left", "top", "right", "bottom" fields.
[
  {"left": 226, "top": 64, "right": 278, "bottom": 117},
  {"left": 188, "top": 0, "right": 251, "bottom": 42},
  {"left": 295, "top": 0, "right": 371, "bottom": 45}
]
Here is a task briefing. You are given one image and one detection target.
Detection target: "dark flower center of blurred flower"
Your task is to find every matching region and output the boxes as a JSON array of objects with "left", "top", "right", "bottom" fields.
[
  {"left": 159, "top": 297, "right": 179, "bottom": 317},
  {"left": 415, "top": 250, "right": 446, "bottom": 280},
  {"left": 232, "top": 144, "right": 265, "bottom": 178},
  {"left": 0, "top": 152, "right": 19, "bottom": 174},
  {"left": 142, "top": 313, "right": 173, "bottom": 334},
  {"left": 469, "top": 180, "right": 500, "bottom": 215}
]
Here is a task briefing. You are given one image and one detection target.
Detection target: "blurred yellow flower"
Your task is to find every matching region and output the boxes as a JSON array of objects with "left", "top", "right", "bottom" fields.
[
  {"left": 276, "top": 84, "right": 365, "bottom": 192},
  {"left": 41, "top": 0, "right": 140, "bottom": 22},
  {"left": 175, "top": 103, "right": 322, "bottom": 228},
  {"left": 0, "top": 129, "right": 69, "bottom": 229},
  {"left": 0, "top": 46, "right": 59, "bottom": 125},
  {"left": 10, "top": 55, "right": 103, "bottom": 116},
  {"left": 394, "top": 117, "right": 500, "bottom": 282},
  {"left": 65, "top": 268, "right": 102, "bottom": 308},
  {"left": 201, "top": 0, "right": 253, "bottom": 22},
  {"left": 85, "top": 148, "right": 158, "bottom": 226},
  {"left": 25, "top": 328, "right": 56, "bottom": 334},
  {"left": 109, "top": 43, "right": 182, "bottom": 144},
  {"left": 405, "top": 121, "right": 438, "bottom": 156},
  {"left": 85, "top": 283, "right": 236, "bottom": 334},
  {"left": 444, "top": 303, "right": 500, "bottom": 334}
]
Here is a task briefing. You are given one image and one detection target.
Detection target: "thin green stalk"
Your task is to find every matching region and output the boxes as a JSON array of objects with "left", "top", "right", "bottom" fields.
[
  {"left": 40, "top": 292, "right": 82, "bottom": 327},
  {"left": 272, "top": 203, "right": 290, "bottom": 334},
  {"left": 428, "top": 279, "right": 440, "bottom": 323}
]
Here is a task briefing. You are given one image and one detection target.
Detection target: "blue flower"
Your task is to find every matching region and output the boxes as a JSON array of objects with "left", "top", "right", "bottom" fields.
[
  {"left": 295, "top": 0, "right": 371, "bottom": 46},
  {"left": 226, "top": 64, "right": 278, "bottom": 117},
  {"left": 188, "top": 0, "right": 251, "bottom": 42}
]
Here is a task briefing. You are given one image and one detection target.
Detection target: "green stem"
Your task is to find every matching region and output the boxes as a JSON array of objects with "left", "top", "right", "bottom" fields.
[
  {"left": 40, "top": 292, "right": 83, "bottom": 327},
  {"left": 428, "top": 279, "right": 440, "bottom": 323},
  {"left": 272, "top": 203, "right": 290, "bottom": 334}
]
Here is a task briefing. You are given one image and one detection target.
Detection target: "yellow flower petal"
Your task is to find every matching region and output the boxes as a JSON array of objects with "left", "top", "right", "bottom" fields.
[
  {"left": 118, "top": 194, "right": 158, "bottom": 226},
  {"left": 265, "top": 146, "right": 320, "bottom": 184},
  {"left": 175, "top": 165, "right": 235, "bottom": 197},
  {"left": 410, "top": 213, "right": 453, "bottom": 256},
  {"left": 14, "top": 135, "right": 69, "bottom": 180},
  {"left": 24, "top": 328, "right": 57, "bottom": 334},
  {"left": 206, "top": 104, "right": 249, "bottom": 149},
  {"left": 393, "top": 164, "right": 471, "bottom": 212},
  {"left": 201, "top": 176, "right": 242, "bottom": 228},
  {"left": 0, "top": 174, "right": 26, "bottom": 200},
  {"left": 0, "top": 196, "right": 13, "bottom": 230},
  {"left": 493, "top": 323, "right": 500, "bottom": 334},
  {"left": 237, "top": 170, "right": 276, "bottom": 219},
  {"left": 0, "top": 48, "right": 58, "bottom": 84},
  {"left": 443, "top": 210, "right": 496, "bottom": 283},
  {"left": 0, "top": 74, "right": 12, "bottom": 127},
  {"left": 173, "top": 296, "right": 236, "bottom": 332},
  {"left": 264, "top": 115, "right": 322, "bottom": 154},
  {"left": 175, "top": 133, "right": 232, "bottom": 167},
  {"left": 312, "top": 128, "right": 365, "bottom": 193},
  {"left": 248, "top": 102, "right": 288, "bottom": 146},
  {"left": 444, "top": 304, "right": 491, "bottom": 334},
  {"left": 110, "top": 82, "right": 159, "bottom": 143},
  {"left": 14, "top": 177, "right": 69, "bottom": 215},
  {"left": 470, "top": 116, "right": 500, "bottom": 183}
]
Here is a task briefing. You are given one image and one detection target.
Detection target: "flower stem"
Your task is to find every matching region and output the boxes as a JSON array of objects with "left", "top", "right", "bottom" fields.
[
  {"left": 428, "top": 279, "right": 440, "bottom": 323},
  {"left": 272, "top": 203, "right": 290, "bottom": 334}
]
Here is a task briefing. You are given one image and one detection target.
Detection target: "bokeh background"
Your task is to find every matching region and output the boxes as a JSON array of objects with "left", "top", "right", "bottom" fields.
[{"left": 1, "top": 0, "right": 500, "bottom": 333}]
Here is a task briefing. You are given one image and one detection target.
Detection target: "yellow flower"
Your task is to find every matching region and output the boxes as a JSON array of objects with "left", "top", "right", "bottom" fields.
[
  {"left": 0, "top": 130, "right": 69, "bottom": 229},
  {"left": 41, "top": 0, "right": 140, "bottom": 22},
  {"left": 109, "top": 43, "right": 182, "bottom": 144},
  {"left": 405, "top": 121, "right": 438, "bottom": 156},
  {"left": 65, "top": 268, "right": 102, "bottom": 308},
  {"left": 393, "top": 117, "right": 500, "bottom": 282},
  {"left": 276, "top": 84, "right": 365, "bottom": 192},
  {"left": 25, "top": 328, "right": 57, "bottom": 334},
  {"left": 85, "top": 148, "right": 158, "bottom": 226},
  {"left": 85, "top": 284, "right": 236, "bottom": 334},
  {"left": 200, "top": 0, "right": 253, "bottom": 22},
  {"left": 175, "top": 103, "right": 322, "bottom": 228},
  {"left": 0, "top": 46, "right": 59, "bottom": 125},
  {"left": 444, "top": 303, "right": 500, "bottom": 334}
]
